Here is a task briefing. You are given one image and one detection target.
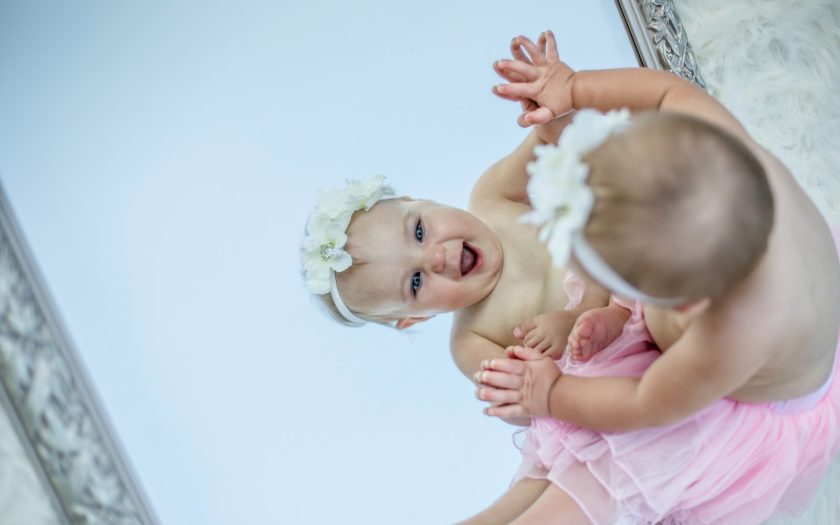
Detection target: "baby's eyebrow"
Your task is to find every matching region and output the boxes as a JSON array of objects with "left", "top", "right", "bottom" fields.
[{"left": 402, "top": 208, "right": 412, "bottom": 242}]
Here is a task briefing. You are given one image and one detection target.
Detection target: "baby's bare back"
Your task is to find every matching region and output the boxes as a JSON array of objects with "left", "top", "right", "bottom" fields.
[{"left": 655, "top": 147, "right": 840, "bottom": 402}]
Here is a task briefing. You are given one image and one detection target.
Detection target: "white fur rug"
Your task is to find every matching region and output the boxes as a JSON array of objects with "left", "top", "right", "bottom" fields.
[
  {"left": 674, "top": 1, "right": 840, "bottom": 523},
  {"left": 676, "top": 0, "right": 840, "bottom": 225}
]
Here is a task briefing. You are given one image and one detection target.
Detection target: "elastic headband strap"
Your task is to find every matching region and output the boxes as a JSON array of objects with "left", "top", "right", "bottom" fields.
[
  {"left": 329, "top": 272, "right": 366, "bottom": 326},
  {"left": 571, "top": 232, "right": 685, "bottom": 307}
]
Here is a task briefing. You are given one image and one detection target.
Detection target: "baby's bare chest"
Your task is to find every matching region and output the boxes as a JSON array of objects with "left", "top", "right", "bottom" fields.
[{"left": 471, "top": 222, "right": 570, "bottom": 345}]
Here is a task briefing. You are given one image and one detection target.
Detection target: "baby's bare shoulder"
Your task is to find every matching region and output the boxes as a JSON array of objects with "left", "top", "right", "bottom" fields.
[{"left": 469, "top": 191, "right": 529, "bottom": 223}]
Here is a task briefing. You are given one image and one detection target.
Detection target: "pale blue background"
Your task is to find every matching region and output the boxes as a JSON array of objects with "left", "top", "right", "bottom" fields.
[{"left": 0, "top": 2, "right": 636, "bottom": 523}]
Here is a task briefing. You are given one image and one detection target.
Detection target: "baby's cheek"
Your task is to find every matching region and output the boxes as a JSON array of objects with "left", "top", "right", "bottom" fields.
[{"left": 440, "top": 285, "right": 465, "bottom": 308}]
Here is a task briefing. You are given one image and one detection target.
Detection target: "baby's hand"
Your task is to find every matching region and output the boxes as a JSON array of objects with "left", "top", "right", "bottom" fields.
[
  {"left": 513, "top": 310, "right": 577, "bottom": 359},
  {"left": 474, "top": 346, "right": 560, "bottom": 419},
  {"left": 492, "top": 30, "right": 575, "bottom": 127}
]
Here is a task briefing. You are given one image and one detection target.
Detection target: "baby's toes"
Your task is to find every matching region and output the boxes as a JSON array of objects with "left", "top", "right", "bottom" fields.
[
  {"left": 567, "top": 335, "right": 581, "bottom": 357},
  {"left": 577, "top": 340, "right": 597, "bottom": 361},
  {"left": 574, "top": 317, "right": 594, "bottom": 340},
  {"left": 572, "top": 342, "right": 590, "bottom": 361}
]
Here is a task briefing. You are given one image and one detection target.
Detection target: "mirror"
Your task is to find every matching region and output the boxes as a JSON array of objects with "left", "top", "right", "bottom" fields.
[{"left": 0, "top": 1, "right": 702, "bottom": 523}]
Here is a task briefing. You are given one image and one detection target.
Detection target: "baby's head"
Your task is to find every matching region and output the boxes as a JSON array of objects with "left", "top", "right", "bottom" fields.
[
  {"left": 579, "top": 111, "right": 774, "bottom": 303},
  {"left": 302, "top": 177, "right": 503, "bottom": 328}
]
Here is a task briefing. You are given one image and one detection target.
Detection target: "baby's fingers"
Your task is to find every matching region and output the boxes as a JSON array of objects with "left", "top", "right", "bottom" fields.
[
  {"left": 479, "top": 357, "right": 525, "bottom": 375},
  {"left": 518, "top": 106, "right": 555, "bottom": 127},
  {"left": 511, "top": 345, "right": 544, "bottom": 361},
  {"left": 517, "top": 35, "right": 545, "bottom": 65},
  {"left": 494, "top": 82, "right": 539, "bottom": 104},
  {"left": 477, "top": 386, "right": 522, "bottom": 405},
  {"left": 486, "top": 404, "right": 526, "bottom": 419},
  {"left": 492, "top": 83, "right": 525, "bottom": 102},
  {"left": 520, "top": 98, "right": 538, "bottom": 115},
  {"left": 495, "top": 60, "right": 539, "bottom": 82},
  {"left": 537, "top": 32, "right": 547, "bottom": 54},
  {"left": 495, "top": 69, "right": 526, "bottom": 85},
  {"left": 474, "top": 370, "right": 523, "bottom": 390},
  {"left": 493, "top": 60, "right": 528, "bottom": 85},
  {"left": 544, "top": 30, "right": 558, "bottom": 60},
  {"left": 510, "top": 36, "right": 532, "bottom": 65}
]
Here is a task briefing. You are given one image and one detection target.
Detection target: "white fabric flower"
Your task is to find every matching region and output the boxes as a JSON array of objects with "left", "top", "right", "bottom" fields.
[
  {"left": 301, "top": 216, "right": 352, "bottom": 294},
  {"left": 315, "top": 187, "right": 352, "bottom": 220},
  {"left": 346, "top": 175, "right": 392, "bottom": 211},
  {"left": 521, "top": 108, "right": 630, "bottom": 267},
  {"left": 558, "top": 108, "right": 630, "bottom": 155},
  {"left": 301, "top": 175, "right": 394, "bottom": 295}
]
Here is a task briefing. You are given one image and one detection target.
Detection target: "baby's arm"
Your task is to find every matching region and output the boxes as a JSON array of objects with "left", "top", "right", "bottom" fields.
[
  {"left": 469, "top": 111, "right": 575, "bottom": 210},
  {"left": 472, "top": 35, "right": 580, "bottom": 210},
  {"left": 478, "top": 324, "right": 764, "bottom": 432},
  {"left": 493, "top": 31, "right": 753, "bottom": 146},
  {"left": 547, "top": 328, "right": 763, "bottom": 431}
]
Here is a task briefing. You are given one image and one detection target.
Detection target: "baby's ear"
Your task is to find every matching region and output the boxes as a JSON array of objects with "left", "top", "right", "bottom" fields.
[
  {"left": 396, "top": 316, "right": 434, "bottom": 330},
  {"left": 674, "top": 298, "right": 711, "bottom": 319}
]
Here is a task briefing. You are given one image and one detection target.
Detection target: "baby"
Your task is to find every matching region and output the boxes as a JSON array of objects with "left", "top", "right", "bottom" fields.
[
  {"left": 301, "top": 146, "right": 606, "bottom": 524},
  {"left": 478, "top": 30, "right": 840, "bottom": 428},
  {"left": 300, "top": 39, "right": 621, "bottom": 525},
  {"left": 469, "top": 32, "right": 840, "bottom": 523},
  {"left": 302, "top": 115, "right": 611, "bottom": 374}
]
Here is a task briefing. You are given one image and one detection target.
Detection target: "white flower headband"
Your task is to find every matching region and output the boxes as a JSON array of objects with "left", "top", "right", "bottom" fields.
[
  {"left": 521, "top": 108, "right": 683, "bottom": 306},
  {"left": 301, "top": 175, "right": 395, "bottom": 325}
]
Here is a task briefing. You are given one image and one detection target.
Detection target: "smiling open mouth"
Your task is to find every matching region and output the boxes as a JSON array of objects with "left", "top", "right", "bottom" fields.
[{"left": 460, "top": 243, "right": 478, "bottom": 276}]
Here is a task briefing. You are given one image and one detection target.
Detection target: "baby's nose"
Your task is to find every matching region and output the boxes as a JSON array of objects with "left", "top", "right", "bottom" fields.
[{"left": 424, "top": 244, "right": 445, "bottom": 274}]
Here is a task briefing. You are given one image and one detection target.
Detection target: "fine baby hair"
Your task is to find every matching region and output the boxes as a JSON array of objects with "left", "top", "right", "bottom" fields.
[
  {"left": 527, "top": 108, "right": 774, "bottom": 304},
  {"left": 300, "top": 175, "right": 397, "bottom": 327}
]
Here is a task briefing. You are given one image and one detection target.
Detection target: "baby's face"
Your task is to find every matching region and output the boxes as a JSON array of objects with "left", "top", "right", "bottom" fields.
[{"left": 338, "top": 199, "right": 503, "bottom": 320}]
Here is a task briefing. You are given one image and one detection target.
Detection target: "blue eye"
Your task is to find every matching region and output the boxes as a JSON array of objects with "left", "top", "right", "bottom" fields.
[
  {"left": 411, "top": 272, "right": 422, "bottom": 295},
  {"left": 415, "top": 220, "right": 424, "bottom": 242}
]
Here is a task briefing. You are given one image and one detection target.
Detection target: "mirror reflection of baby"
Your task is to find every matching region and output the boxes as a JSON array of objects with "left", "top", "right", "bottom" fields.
[{"left": 300, "top": 31, "right": 840, "bottom": 524}]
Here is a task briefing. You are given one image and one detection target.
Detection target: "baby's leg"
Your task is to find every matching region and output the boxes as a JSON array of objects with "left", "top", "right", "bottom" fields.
[
  {"left": 453, "top": 478, "right": 550, "bottom": 525},
  {"left": 509, "top": 483, "right": 591, "bottom": 525},
  {"left": 567, "top": 301, "right": 631, "bottom": 361}
]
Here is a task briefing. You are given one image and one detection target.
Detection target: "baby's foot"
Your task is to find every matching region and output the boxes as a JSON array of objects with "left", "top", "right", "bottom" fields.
[
  {"left": 513, "top": 311, "right": 577, "bottom": 358},
  {"left": 568, "top": 306, "right": 631, "bottom": 361}
]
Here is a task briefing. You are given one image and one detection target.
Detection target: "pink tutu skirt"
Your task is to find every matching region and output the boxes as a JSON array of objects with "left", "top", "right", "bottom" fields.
[{"left": 515, "top": 272, "right": 840, "bottom": 524}]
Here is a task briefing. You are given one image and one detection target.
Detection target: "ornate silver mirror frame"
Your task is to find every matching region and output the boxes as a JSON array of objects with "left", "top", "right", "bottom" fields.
[
  {"left": 0, "top": 2, "right": 700, "bottom": 523},
  {"left": 0, "top": 182, "right": 159, "bottom": 525},
  {"left": 616, "top": 0, "right": 705, "bottom": 87}
]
